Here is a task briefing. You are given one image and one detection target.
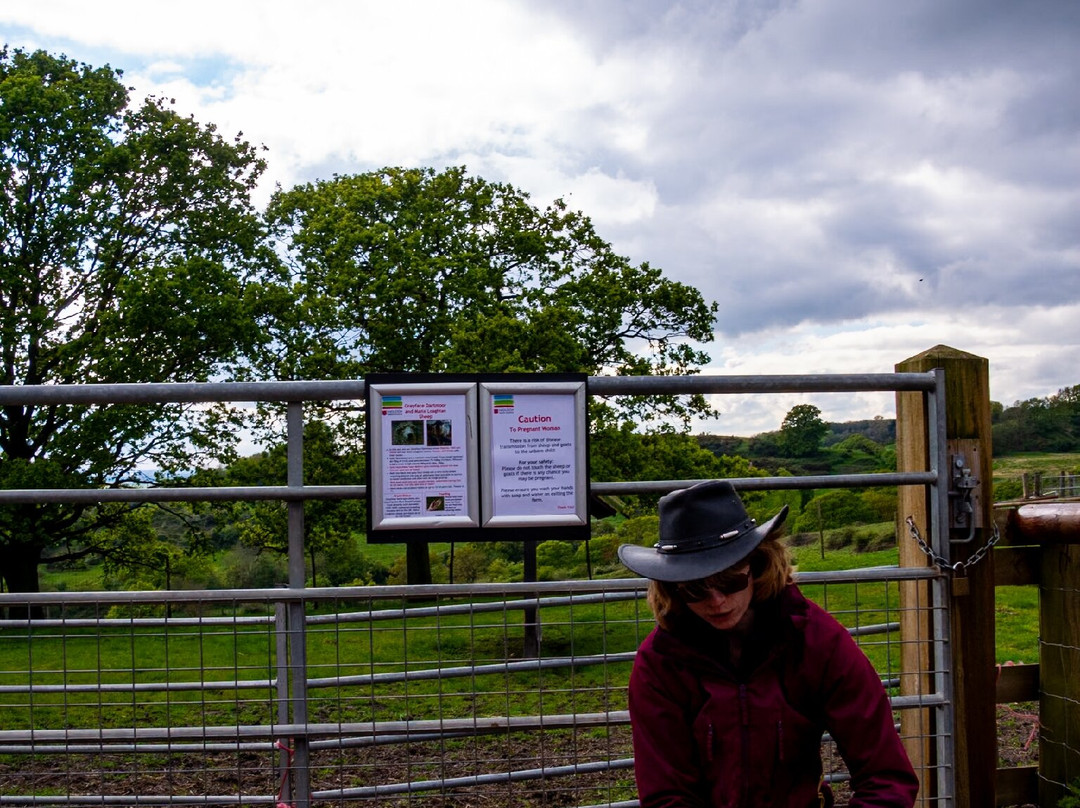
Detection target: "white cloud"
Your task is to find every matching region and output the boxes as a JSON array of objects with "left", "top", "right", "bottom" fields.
[
  {"left": 688, "top": 302, "right": 1080, "bottom": 433},
  {"left": 3, "top": 0, "right": 1079, "bottom": 437}
]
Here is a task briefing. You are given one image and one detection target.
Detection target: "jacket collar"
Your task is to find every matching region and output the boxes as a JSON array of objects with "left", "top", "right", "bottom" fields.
[{"left": 653, "top": 583, "right": 809, "bottom": 674}]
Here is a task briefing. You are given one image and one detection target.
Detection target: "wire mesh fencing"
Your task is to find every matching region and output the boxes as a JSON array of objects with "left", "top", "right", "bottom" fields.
[
  {"left": 0, "top": 569, "right": 946, "bottom": 807},
  {"left": 1034, "top": 543, "right": 1080, "bottom": 804}
]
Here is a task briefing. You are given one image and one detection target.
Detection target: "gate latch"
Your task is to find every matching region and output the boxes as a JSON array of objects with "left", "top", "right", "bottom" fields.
[{"left": 948, "top": 439, "right": 982, "bottom": 543}]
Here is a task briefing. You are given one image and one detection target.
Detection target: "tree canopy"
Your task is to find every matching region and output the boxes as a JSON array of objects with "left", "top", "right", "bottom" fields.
[
  {"left": 198, "top": 419, "right": 366, "bottom": 587},
  {"left": 0, "top": 48, "right": 270, "bottom": 593},
  {"left": 1, "top": 50, "right": 722, "bottom": 592},
  {"left": 992, "top": 385, "right": 1080, "bottom": 454},
  {"left": 262, "top": 166, "right": 717, "bottom": 420},
  {"left": 261, "top": 166, "right": 719, "bottom": 582},
  {"left": 778, "top": 404, "right": 828, "bottom": 458}
]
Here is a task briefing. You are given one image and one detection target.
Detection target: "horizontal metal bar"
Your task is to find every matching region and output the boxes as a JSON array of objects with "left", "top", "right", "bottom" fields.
[
  {"left": 0, "top": 730, "right": 495, "bottom": 756},
  {"left": 0, "top": 568, "right": 935, "bottom": 611},
  {"left": 587, "top": 372, "right": 937, "bottom": 395},
  {"left": 0, "top": 710, "right": 630, "bottom": 745},
  {"left": 0, "top": 677, "right": 275, "bottom": 695},
  {"left": 848, "top": 621, "right": 900, "bottom": 637},
  {"left": 0, "top": 741, "right": 278, "bottom": 755},
  {"left": 0, "top": 469, "right": 935, "bottom": 506},
  {"left": 0, "top": 580, "right": 648, "bottom": 608},
  {"left": 313, "top": 757, "right": 637, "bottom": 800},
  {"left": 0, "top": 686, "right": 937, "bottom": 749},
  {"left": 0, "top": 379, "right": 367, "bottom": 405},
  {"left": 0, "top": 591, "right": 642, "bottom": 629},
  {"left": 0, "top": 483, "right": 366, "bottom": 505},
  {"left": 306, "top": 652, "right": 637, "bottom": 690},
  {"left": 2, "top": 633, "right": 906, "bottom": 700},
  {"left": 0, "top": 581, "right": 627, "bottom": 609},
  {"left": 0, "top": 613, "right": 277, "bottom": 629},
  {"left": 312, "top": 590, "right": 645, "bottom": 625},
  {"left": 592, "top": 471, "right": 936, "bottom": 497},
  {"left": 0, "top": 794, "right": 273, "bottom": 806},
  {"left": 0, "top": 372, "right": 936, "bottom": 408},
  {"left": 889, "top": 693, "right": 949, "bottom": 710}
]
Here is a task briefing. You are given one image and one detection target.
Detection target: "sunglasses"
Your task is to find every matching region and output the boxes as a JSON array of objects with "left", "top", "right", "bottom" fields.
[{"left": 675, "top": 569, "right": 751, "bottom": 602}]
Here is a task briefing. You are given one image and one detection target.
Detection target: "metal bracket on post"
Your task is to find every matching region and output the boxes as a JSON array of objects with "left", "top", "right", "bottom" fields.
[{"left": 948, "top": 439, "right": 982, "bottom": 543}]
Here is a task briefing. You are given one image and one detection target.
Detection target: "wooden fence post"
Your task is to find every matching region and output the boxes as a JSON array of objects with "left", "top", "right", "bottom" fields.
[
  {"left": 1008, "top": 503, "right": 1080, "bottom": 806},
  {"left": 896, "top": 345, "right": 996, "bottom": 808}
]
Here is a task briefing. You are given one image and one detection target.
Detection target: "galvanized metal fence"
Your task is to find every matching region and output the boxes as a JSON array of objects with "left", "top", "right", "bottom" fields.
[{"left": 0, "top": 373, "right": 955, "bottom": 806}]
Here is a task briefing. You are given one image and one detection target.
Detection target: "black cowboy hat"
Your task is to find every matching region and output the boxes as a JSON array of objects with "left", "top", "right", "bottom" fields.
[{"left": 617, "top": 480, "right": 788, "bottom": 582}]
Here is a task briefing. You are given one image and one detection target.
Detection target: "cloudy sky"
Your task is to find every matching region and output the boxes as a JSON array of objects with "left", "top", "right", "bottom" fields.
[{"left": 3, "top": 0, "right": 1078, "bottom": 435}]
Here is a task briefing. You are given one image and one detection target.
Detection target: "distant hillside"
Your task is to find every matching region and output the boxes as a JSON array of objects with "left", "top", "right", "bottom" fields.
[
  {"left": 697, "top": 381, "right": 1080, "bottom": 463},
  {"left": 697, "top": 417, "right": 896, "bottom": 461},
  {"left": 824, "top": 417, "right": 895, "bottom": 446}
]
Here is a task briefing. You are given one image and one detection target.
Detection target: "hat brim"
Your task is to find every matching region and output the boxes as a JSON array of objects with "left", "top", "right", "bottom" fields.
[{"left": 617, "top": 505, "right": 788, "bottom": 582}]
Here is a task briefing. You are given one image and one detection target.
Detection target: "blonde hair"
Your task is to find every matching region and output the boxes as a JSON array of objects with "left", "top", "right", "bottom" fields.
[{"left": 646, "top": 535, "right": 793, "bottom": 631}]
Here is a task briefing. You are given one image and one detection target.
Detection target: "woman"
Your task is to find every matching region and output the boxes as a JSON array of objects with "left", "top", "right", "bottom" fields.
[{"left": 618, "top": 480, "right": 918, "bottom": 808}]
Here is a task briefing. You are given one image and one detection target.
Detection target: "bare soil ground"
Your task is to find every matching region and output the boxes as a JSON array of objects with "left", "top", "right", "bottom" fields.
[
  {"left": 997, "top": 702, "right": 1041, "bottom": 808},
  {"left": 0, "top": 711, "right": 1043, "bottom": 807}
]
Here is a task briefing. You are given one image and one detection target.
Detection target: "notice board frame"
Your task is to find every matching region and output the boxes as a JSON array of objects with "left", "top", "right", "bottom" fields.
[{"left": 365, "top": 373, "right": 589, "bottom": 544}]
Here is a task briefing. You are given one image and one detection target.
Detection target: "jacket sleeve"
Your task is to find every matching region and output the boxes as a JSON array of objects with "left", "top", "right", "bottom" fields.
[
  {"left": 814, "top": 612, "right": 920, "bottom": 807},
  {"left": 627, "top": 634, "right": 709, "bottom": 808}
]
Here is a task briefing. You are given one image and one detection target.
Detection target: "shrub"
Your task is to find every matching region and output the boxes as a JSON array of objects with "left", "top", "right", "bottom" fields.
[
  {"left": 613, "top": 515, "right": 660, "bottom": 547},
  {"left": 536, "top": 540, "right": 578, "bottom": 572},
  {"left": 861, "top": 488, "right": 898, "bottom": 522},
  {"left": 221, "top": 547, "right": 288, "bottom": 589},
  {"left": 853, "top": 531, "right": 872, "bottom": 553},
  {"left": 320, "top": 538, "right": 390, "bottom": 586},
  {"left": 994, "top": 478, "right": 1023, "bottom": 502},
  {"left": 590, "top": 518, "right": 617, "bottom": 536},
  {"left": 486, "top": 558, "right": 523, "bottom": 582},
  {"left": 794, "top": 490, "right": 877, "bottom": 533},
  {"left": 787, "top": 532, "right": 817, "bottom": 548},
  {"left": 832, "top": 434, "right": 882, "bottom": 456},
  {"left": 578, "top": 533, "right": 623, "bottom": 571},
  {"left": 825, "top": 527, "right": 856, "bottom": 550},
  {"left": 1058, "top": 779, "right": 1080, "bottom": 807}
]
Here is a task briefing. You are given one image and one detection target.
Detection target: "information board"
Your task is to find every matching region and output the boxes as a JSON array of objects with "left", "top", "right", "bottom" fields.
[
  {"left": 480, "top": 381, "right": 588, "bottom": 527},
  {"left": 365, "top": 374, "right": 588, "bottom": 542},
  {"left": 367, "top": 380, "right": 480, "bottom": 533}
]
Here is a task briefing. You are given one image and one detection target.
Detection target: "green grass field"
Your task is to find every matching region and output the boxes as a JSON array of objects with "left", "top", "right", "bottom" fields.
[
  {"left": 6, "top": 533, "right": 1039, "bottom": 728},
  {"left": 793, "top": 537, "right": 1039, "bottom": 664},
  {"left": 992, "top": 452, "right": 1080, "bottom": 477}
]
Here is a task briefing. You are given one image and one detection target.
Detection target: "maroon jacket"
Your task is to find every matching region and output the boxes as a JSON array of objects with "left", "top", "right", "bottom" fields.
[{"left": 628, "top": 583, "right": 918, "bottom": 808}]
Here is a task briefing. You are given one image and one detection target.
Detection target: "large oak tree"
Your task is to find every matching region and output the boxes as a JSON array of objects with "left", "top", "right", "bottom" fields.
[
  {"left": 0, "top": 48, "right": 270, "bottom": 594},
  {"left": 263, "top": 166, "right": 718, "bottom": 582}
]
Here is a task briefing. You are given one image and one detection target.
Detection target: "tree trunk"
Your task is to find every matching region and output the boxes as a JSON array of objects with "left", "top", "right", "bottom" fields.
[
  {"left": 0, "top": 541, "right": 45, "bottom": 619},
  {"left": 407, "top": 542, "right": 433, "bottom": 585}
]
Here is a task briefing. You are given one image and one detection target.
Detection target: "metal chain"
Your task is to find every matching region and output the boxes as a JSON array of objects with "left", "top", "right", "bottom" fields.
[{"left": 904, "top": 515, "right": 1001, "bottom": 575}]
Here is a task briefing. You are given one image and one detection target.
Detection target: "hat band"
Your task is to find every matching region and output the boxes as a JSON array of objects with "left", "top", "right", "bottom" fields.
[{"left": 654, "top": 518, "right": 757, "bottom": 554}]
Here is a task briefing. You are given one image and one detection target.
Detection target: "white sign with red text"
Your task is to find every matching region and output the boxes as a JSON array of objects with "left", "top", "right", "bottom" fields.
[{"left": 482, "top": 383, "right": 587, "bottom": 527}]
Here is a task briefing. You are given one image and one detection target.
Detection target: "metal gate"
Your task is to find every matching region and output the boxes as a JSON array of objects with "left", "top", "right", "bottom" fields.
[{"left": 0, "top": 372, "right": 956, "bottom": 806}]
